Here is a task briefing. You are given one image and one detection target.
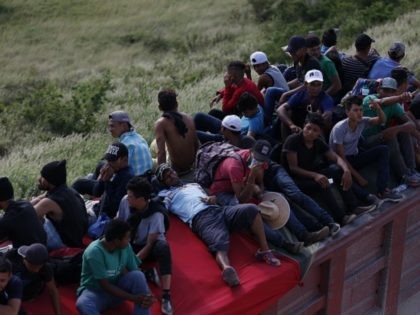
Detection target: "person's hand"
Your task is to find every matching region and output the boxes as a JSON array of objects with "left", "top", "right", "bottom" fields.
[
  {"left": 341, "top": 170, "right": 352, "bottom": 191},
  {"left": 356, "top": 175, "right": 368, "bottom": 187},
  {"left": 224, "top": 72, "right": 233, "bottom": 87},
  {"left": 399, "top": 91, "right": 413, "bottom": 103},
  {"left": 99, "top": 163, "right": 114, "bottom": 181},
  {"left": 289, "top": 124, "right": 302, "bottom": 134},
  {"left": 209, "top": 94, "right": 222, "bottom": 108},
  {"left": 200, "top": 195, "right": 217, "bottom": 205},
  {"left": 132, "top": 293, "right": 156, "bottom": 309},
  {"left": 369, "top": 99, "right": 381, "bottom": 110},
  {"left": 244, "top": 64, "right": 252, "bottom": 79},
  {"left": 313, "top": 173, "right": 330, "bottom": 189}
]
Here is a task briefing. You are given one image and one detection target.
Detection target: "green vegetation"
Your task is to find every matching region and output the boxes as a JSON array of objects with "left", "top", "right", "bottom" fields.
[
  {"left": 0, "top": 0, "right": 418, "bottom": 197},
  {"left": 248, "top": 0, "right": 420, "bottom": 63}
]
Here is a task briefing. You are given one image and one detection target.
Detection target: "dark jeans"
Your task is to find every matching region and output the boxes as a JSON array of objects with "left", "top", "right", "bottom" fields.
[
  {"left": 346, "top": 144, "right": 390, "bottom": 194},
  {"left": 133, "top": 239, "right": 172, "bottom": 275},
  {"left": 364, "top": 132, "right": 415, "bottom": 180},
  {"left": 264, "top": 87, "right": 287, "bottom": 126},
  {"left": 293, "top": 164, "right": 359, "bottom": 224},
  {"left": 264, "top": 163, "right": 335, "bottom": 226},
  {"left": 194, "top": 112, "right": 224, "bottom": 144}
]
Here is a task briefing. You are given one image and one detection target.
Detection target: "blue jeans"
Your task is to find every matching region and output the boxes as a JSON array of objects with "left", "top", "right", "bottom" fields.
[
  {"left": 44, "top": 218, "right": 65, "bottom": 250},
  {"left": 194, "top": 112, "right": 224, "bottom": 143},
  {"left": 194, "top": 112, "right": 222, "bottom": 133},
  {"left": 264, "top": 163, "right": 334, "bottom": 226},
  {"left": 264, "top": 87, "right": 287, "bottom": 125},
  {"left": 76, "top": 270, "right": 151, "bottom": 315},
  {"left": 346, "top": 145, "right": 390, "bottom": 194}
]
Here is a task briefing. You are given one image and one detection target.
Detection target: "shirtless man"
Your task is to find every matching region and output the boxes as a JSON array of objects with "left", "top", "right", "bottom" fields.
[{"left": 154, "top": 89, "right": 199, "bottom": 179}]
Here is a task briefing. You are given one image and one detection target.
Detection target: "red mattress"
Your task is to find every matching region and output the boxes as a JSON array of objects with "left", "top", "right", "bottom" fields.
[{"left": 23, "top": 216, "right": 300, "bottom": 315}]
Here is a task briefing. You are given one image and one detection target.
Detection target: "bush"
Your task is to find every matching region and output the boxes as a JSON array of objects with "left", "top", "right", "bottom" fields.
[
  {"left": 16, "top": 72, "right": 112, "bottom": 136},
  {"left": 248, "top": 0, "right": 420, "bottom": 63}
]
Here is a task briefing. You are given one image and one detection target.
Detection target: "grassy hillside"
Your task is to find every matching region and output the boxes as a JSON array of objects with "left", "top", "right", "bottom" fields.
[
  {"left": 0, "top": 1, "right": 418, "bottom": 197},
  {"left": 0, "top": 0, "right": 263, "bottom": 197}
]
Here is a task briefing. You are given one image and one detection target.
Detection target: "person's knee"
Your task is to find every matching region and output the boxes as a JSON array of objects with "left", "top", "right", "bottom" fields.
[{"left": 76, "top": 295, "right": 94, "bottom": 315}]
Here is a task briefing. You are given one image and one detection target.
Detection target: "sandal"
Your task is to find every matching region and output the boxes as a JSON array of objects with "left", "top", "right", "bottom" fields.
[{"left": 255, "top": 249, "right": 281, "bottom": 266}]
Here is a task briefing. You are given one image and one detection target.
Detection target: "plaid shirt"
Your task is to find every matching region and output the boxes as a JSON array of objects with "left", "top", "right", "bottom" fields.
[{"left": 120, "top": 131, "right": 152, "bottom": 176}]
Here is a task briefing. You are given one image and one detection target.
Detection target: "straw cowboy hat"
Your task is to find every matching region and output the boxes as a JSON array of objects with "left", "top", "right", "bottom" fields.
[{"left": 258, "top": 191, "right": 290, "bottom": 230}]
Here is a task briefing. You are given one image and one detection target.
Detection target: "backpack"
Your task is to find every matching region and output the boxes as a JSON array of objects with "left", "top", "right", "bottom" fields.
[
  {"left": 48, "top": 247, "right": 84, "bottom": 285},
  {"left": 194, "top": 141, "right": 244, "bottom": 188}
]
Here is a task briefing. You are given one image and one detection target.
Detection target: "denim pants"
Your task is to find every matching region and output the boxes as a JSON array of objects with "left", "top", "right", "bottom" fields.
[
  {"left": 264, "top": 163, "right": 334, "bottom": 226},
  {"left": 364, "top": 132, "right": 415, "bottom": 180},
  {"left": 346, "top": 144, "right": 390, "bottom": 194},
  {"left": 194, "top": 112, "right": 225, "bottom": 143},
  {"left": 293, "top": 164, "right": 359, "bottom": 223},
  {"left": 76, "top": 270, "right": 151, "bottom": 315},
  {"left": 264, "top": 87, "right": 287, "bottom": 125}
]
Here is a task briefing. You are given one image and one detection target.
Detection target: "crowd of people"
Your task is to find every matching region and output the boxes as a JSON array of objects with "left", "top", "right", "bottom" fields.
[{"left": 0, "top": 29, "right": 419, "bottom": 315}]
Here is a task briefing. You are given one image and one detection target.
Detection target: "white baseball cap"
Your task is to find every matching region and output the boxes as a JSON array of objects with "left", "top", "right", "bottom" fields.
[
  {"left": 222, "top": 115, "right": 242, "bottom": 132},
  {"left": 305, "top": 69, "right": 324, "bottom": 83},
  {"left": 250, "top": 51, "right": 268, "bottom": 65}
]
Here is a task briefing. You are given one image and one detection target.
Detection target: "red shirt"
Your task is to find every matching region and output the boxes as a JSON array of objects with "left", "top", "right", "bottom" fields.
[{"left": 218, "top": 78, "right": 264, "bottom": 114}]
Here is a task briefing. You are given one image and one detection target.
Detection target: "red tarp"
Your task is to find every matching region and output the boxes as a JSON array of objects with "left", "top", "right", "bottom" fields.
[{"left": 23, "top": 216, "right": 300, "bottom": 315}]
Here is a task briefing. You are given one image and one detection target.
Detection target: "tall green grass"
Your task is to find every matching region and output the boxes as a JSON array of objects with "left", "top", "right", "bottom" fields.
[{"left": 0, "top": 0, "right": 262, "bottom": 197}]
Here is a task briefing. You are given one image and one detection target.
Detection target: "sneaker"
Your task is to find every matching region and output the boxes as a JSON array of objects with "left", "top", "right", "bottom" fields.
[
  {"left": 255, "top": 249, "right": 281, "bottom": 266},
  {"left": 161, "top": 297, "right": 173, "bottom": 315},
  {"left": 144, "top": 267, "right": 161, "bottom": 287},
  {"left": 342, "top": 214, "right": 357, "bottom": 225},
  {"left": 283, "top": 241, "right": 304, "bottom": 254},
  {"left": 365, "top": 194, "right": 380, "bottom": 206},
  {"left": 377, "top": 189, "right": 404, "bottom": 203},
  {"left": 402, "top": 173, "right": 420, "bottom": 188},
  {"left": 303, "top": 226, "right": 330, "bottom": 246},
  {"left": 222, "top": 266, "right": 240, "bottom": 287},
  {"left": 353, "top": 203, "right": 377, "bottom": 215},
  {"left": 329, "top": 223, "right": 341, "bottom": 237}
]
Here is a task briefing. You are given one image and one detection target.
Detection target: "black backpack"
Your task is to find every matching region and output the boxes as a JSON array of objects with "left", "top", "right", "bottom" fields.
[{"left": 194, "top": 141, "right": 244, "bottom": 188}]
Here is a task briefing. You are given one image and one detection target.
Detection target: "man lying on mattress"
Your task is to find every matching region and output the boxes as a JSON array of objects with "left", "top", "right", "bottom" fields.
[{"left": 154, "top": 164, "right": 280, "bottom": 287}]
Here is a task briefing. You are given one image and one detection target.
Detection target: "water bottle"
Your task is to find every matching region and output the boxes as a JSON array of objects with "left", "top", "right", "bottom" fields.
[{"left": 392, "top": 184, "right": 408, "bottom": 194}]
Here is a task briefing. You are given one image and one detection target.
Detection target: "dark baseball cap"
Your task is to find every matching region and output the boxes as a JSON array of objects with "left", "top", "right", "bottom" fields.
[
  {"left": 355, "top": 34, "right": 375, "bottom": 51},
  {"left": 108, "top": 111, "right": 133, "bottom": 127},
  {"left": 252, "top": 140, "right": 272, "bottom": 162},
  {"left": 103, "top": 142, "right": 128, "bottom": 161},
  {"left": 284, "top": 36, "right": 306, "bottom": 54},
  {"left": 18, "top": 243, "right": 48, "bottom": 266}
]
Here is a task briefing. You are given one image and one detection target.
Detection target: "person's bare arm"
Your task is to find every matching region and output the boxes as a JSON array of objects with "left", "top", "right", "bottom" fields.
[
  {"left": 324, "top": 150, "right": 352, "bottom": 191},
  {"left": 325, "top": 74, "right": 342, "bottom": 96},
  {"left": 279, "top": 84, "right": 304, "bottom": 103},
  {"left": 136, "top": 233, "right": 159, "bottom": 260},
  {"left": 276, "top": 103, "right": 301, "bottom": 133},
  {"left": 231, "top": 165, "right": 264, "bottom": 203},
  {"left": 30, "top": 192, "right": 47, "bottom": 206},
  {"left": 45, "top": 279, "right": 61, "bottom": 315},
  {"left": 381, "top": 114, "right": 415, "bottom": 141},
  {"left": 367, "top": 100, "right": 386, "bottom": 126},
  {"left": 286, "top": 151, "right": 330, "bottom": 188},
  {"left": 257, "top": 74, "right": 274, "bottom": 91},
  {"left": 335, "top": 143, "right": 368, "bottom": 187},
  {"left": 0, "top": 298, "right": 21, "bottom": 315},
  {"left": 154, "top": 119, "right": 167, "bottom": 165},
  {"left": 33, "top": 198, "right": 62, "bottom": 220}
]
